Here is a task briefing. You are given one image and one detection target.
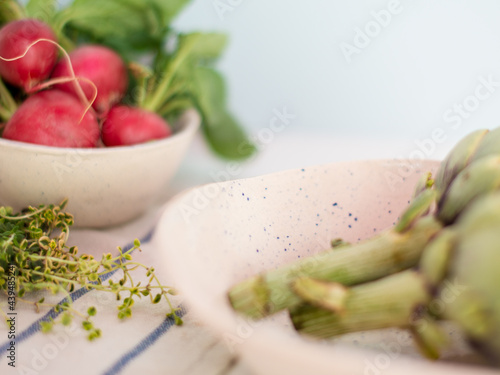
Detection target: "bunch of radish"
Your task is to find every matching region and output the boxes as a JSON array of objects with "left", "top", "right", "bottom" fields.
[{"left": 0, "top": 19, "right": 171, "bottom": 148}]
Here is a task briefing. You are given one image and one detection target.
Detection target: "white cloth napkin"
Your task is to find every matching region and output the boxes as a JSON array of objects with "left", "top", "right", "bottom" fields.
[{"left": 0, "top": 206, "right": 253, "bottom": 375}]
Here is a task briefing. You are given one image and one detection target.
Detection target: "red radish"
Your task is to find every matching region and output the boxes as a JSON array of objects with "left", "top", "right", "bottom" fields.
[
  {"left": 2, "top": 90, "right": 100, "bottom": 148},
  {"left": 102, "top": 105, "right": 172, "bottom": 146},
  {"left": 0, "top": 19, "right": 58, "bottom": 91},
  {"left": 51, "top": 45, "right": 128, "bottom": 114}
]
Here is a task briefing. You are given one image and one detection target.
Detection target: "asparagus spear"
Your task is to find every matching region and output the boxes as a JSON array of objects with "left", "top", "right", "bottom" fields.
[
  {"left": 290, "top": 192, "right": 500, "bottom": 365},
  {"left": 229, "top": 216, "right": 441, "bottom": 319},
  {"left": 229, "top": 164, "right": 439, "bottom": 319},
  {"left": 228, "top": 127, "right": 500, "bottom": 319}
]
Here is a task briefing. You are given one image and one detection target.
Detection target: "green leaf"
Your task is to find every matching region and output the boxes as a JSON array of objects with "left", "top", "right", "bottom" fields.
[
  {"left": 192, "top": 67, "right": 226, "bottom": 124},
  {"left": 82, "top": 321, "right": 93, "bottom": 331},
  {"left": 149, "top": 0, "right": 192, "bottom": 26},
  {"left": 88, "top": 328, "right": 101, "bottom": 341},
  {"left": 87, "top": 306, "right": 97, "bottom": 316},
  {"left": 178, "top": 32, "right": 228, "bottom": 62},
  {"left": 123, "top": 297, "right": 134, "bottom": 307},
  {"left": 57, "top": 2, "right": 160, "bottom": 55},
  {"left": 167, "top": 311, "right": 183, "bottom": 325},
  {"left": 173, "top": 314, "right": 183, "bottom": 325},
  {"left": 118, "top": 308, "right": 132, "bottom": 319},
  {"left": 203, "top": 111, "right": 257, "bottom": 160},
  {"left": 0, "top": 1, "right": 25, "bottom": 24},
  {"left": 57, "top": 0, "right": 191, "bottom": 57},
  {"left": 25, "top": 0, "right": 57, "bottom": 21},
  {"left": 61, "top": 313, "right": 72, "bottom": 326},
  {"left": 193, "top": 67, "right": 256, "bottom": 160},
  {"left": 40, "top": 321, "right": 53, "bottom": 333}
]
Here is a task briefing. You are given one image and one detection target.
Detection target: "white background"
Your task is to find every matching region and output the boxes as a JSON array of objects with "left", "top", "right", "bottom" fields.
[
  {"left": 171, "top": 0, "right": 500, "bottom": 181},
  {"left": 27, "top": 1, "right": 500, "bottom": 182}
]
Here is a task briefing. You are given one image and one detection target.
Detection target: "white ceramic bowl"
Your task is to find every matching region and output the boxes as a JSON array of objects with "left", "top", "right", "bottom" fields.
[
  {"left": 0, "top": 109, "right": 200, "bottom": 228},
  {"left": 155, "top": 159, "right": 498, "bottom": 375}
]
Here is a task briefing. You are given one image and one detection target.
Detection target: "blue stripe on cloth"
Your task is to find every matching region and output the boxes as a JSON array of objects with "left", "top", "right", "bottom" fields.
[
  {"left": 0, "top": 229, "right": 155, "bottom": 355},
  {"left": 102, "top": 305, "right": 187, "bottom": 375}
]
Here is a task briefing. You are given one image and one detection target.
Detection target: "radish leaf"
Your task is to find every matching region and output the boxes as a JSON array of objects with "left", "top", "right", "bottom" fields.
[
  {"left": 178, "top": 32, "right": 229, "bottom": 62},
  {"left": 25, "top": 0, "right": 57, "bottom": 20},
  {"left": 193, "top": 67, "right": 256, "bottom": 159},
  {"left": 0, "top": 1, "right": 25, "bottom": 24}
]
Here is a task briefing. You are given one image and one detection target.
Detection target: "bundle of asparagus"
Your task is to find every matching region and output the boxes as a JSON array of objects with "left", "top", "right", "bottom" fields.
[{"left": 227, "top": 127, "right": 500, "bottom": 365}]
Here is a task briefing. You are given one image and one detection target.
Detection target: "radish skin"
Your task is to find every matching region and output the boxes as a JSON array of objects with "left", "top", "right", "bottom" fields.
[
  {"left": 51, "top": 45, "right": 128, "bottom": 114},
  {"left": 0, "top": 19, "right": 58, "bottom": 91},
  {"left": 102, "top": 105, "right": 171, "bottom": 147},
  {"left": 2, "top": 90, "right": 100, "bottom": 148}
]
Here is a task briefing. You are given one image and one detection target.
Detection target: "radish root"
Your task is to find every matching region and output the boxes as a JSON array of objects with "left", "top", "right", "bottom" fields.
[{"left": 0, "top": 38, "right": 98, "bottom": 123}]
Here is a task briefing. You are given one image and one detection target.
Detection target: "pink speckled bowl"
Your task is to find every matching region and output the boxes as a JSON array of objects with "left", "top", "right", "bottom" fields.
[{"left": 155, "top": 159, "right": 496, "bottom": 375}]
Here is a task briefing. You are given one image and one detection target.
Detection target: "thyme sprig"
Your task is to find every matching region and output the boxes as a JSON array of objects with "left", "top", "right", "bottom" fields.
[{"left": 0, "top": 200, "right": 181, "bottom": 340}]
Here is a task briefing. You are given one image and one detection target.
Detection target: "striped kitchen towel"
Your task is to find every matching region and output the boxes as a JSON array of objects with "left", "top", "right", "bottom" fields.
[{"left": 0, "top": 208, "right": 249, "bottom": 375}]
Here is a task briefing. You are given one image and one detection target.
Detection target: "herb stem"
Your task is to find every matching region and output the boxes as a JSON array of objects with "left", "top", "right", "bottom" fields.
[
  {"left": 0, "top": 207, "right": 47, "bottom": 220},
  {"left": 26, "top": 254, "right": 79, "bottom": 265},
  {"left": 30, "top": 271, "right": 80, "bottom": 286}
]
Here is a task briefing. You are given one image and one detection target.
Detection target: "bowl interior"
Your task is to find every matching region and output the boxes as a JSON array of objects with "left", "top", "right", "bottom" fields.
[{"left": 155, "top": 159, "right": 494, "bottom": 375}]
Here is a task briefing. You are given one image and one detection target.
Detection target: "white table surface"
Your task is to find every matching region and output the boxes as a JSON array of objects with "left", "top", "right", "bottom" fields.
[
  {"left": 168, "top": 131, "right": 453, "bottom": 196},
  {"left": 0, "top": 132, "right": 456, "bottom": 375}
]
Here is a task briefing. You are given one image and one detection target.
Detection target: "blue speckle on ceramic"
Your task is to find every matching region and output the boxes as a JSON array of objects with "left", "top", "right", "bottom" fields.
[{"left": 156, "top": 159, "right": 481, "bottom": 375}]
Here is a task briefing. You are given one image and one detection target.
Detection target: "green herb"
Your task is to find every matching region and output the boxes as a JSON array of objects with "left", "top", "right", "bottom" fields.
[{"left": 0, "top": 200, "right": 181, "bottom": 340}]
